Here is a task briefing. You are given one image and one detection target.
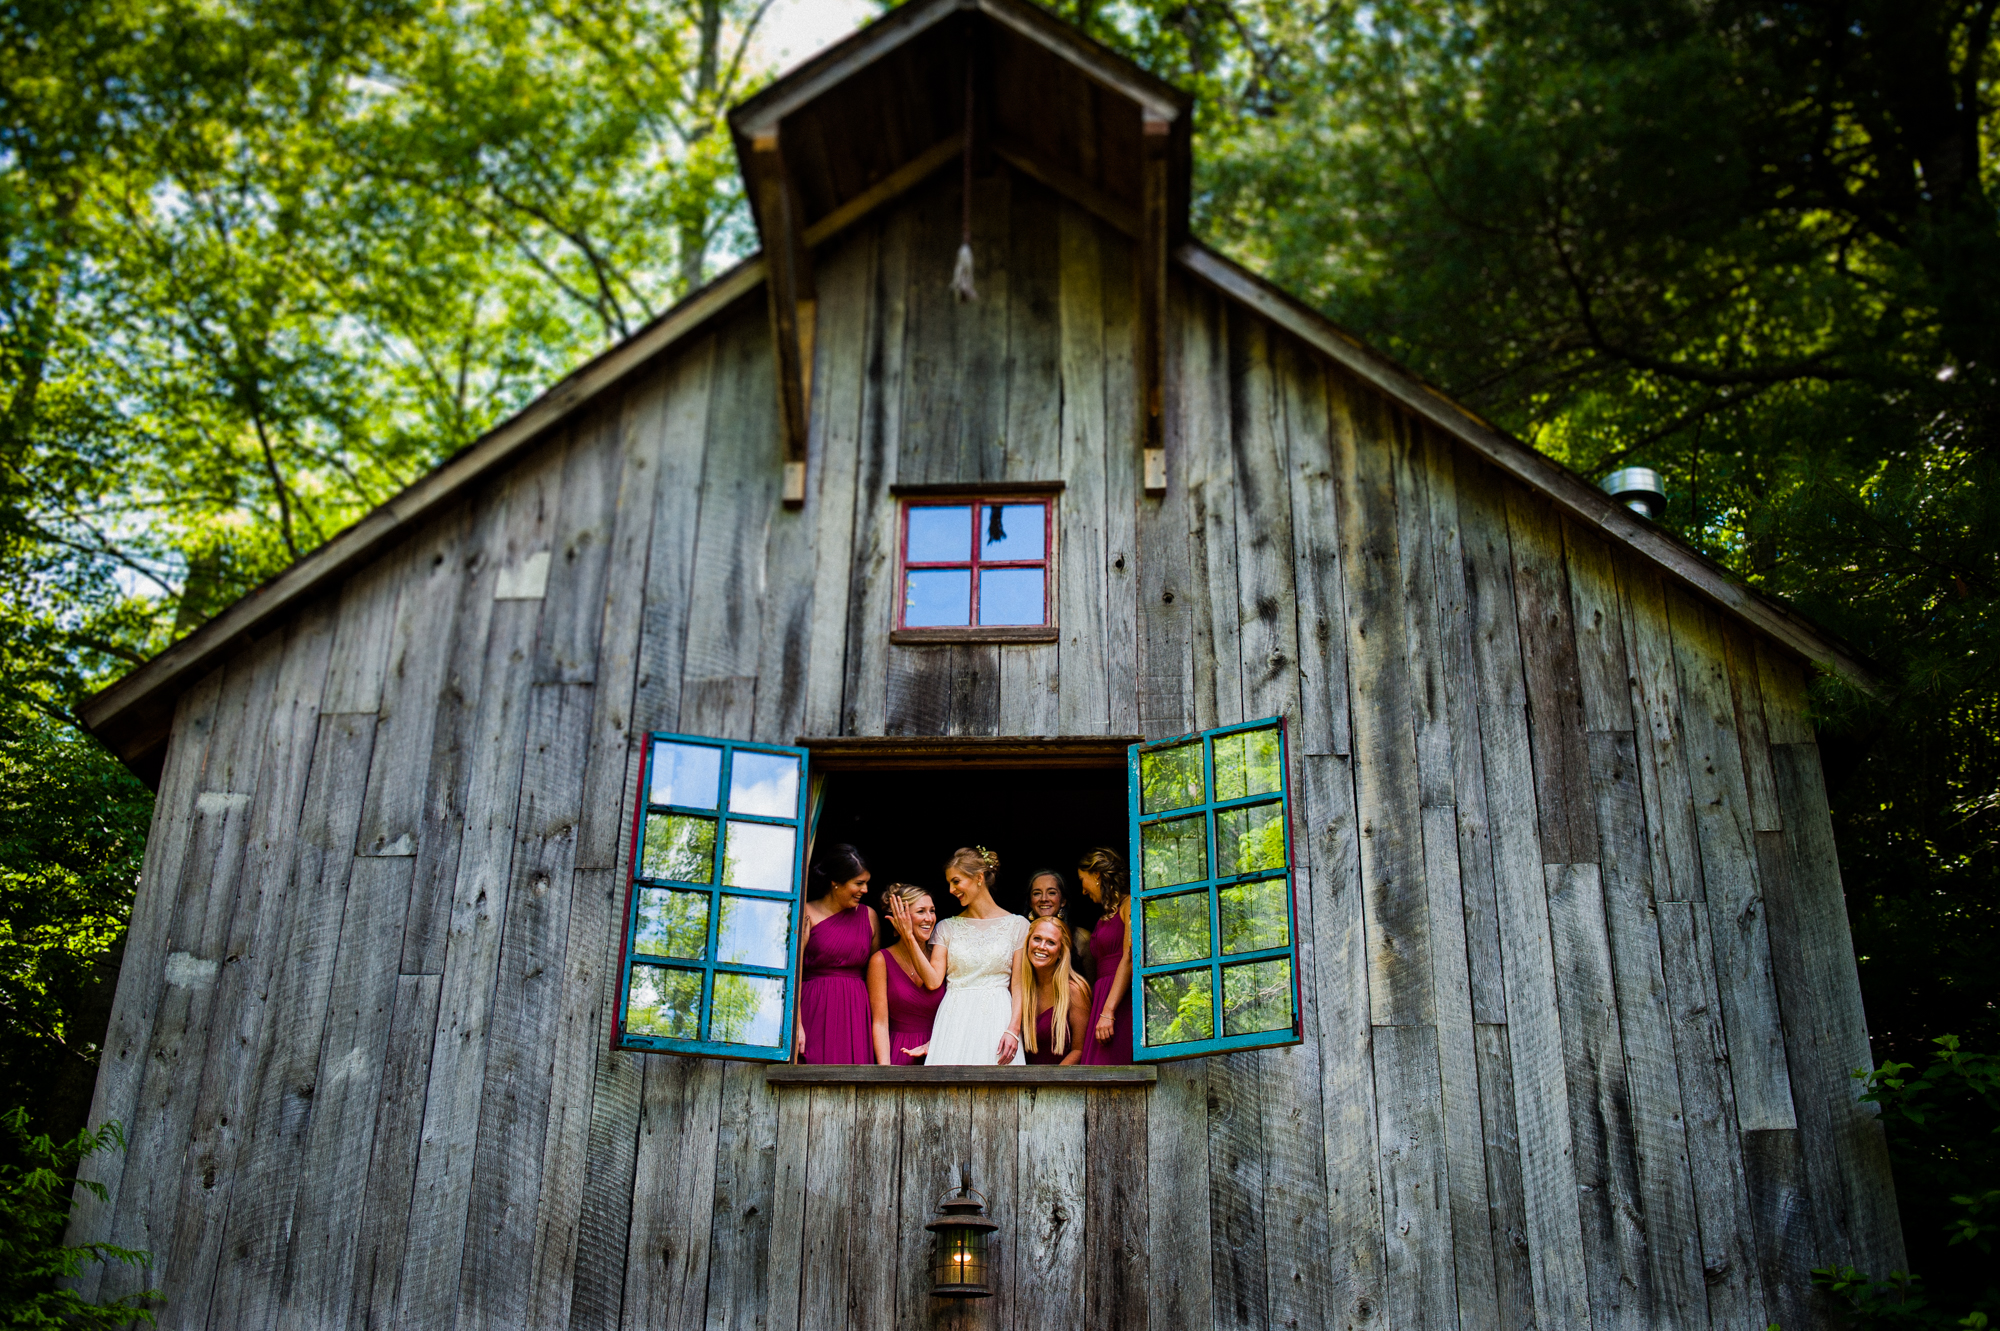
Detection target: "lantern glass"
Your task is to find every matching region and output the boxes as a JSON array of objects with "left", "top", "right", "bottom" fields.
[{"left": 931, "top": 1225, "right": 987, "bottom": 1292}]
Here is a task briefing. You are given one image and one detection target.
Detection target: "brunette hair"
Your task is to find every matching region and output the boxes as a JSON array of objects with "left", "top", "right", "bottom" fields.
[
  {"left": 1076, "top": 846, "right": 1128, "bottom": 915},
  {"left": 1027, "top": 868, "right": 1068, "bottom": 920},
  {"left": 1017, "top": 916, "right": 1090, "bottom": 1056},
  {"left": 943, "top": 845, "right": 1000, "bottom": 893},
  {"left": 807, "top": 843, "right": 869, "bottom": 901}
]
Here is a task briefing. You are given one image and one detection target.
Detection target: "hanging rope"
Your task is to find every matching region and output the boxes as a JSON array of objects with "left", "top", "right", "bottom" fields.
[{"left": 950, "top": 49, "right": 977, "bottom": 303}]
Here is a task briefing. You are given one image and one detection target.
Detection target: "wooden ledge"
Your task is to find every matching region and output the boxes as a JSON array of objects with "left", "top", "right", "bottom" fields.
[
  {"left": 766, "top": 1065, "right": 1156, "bottom": 1086},
  {"left": 889, "top": 627, "right": 1059, "bottom": 645},
  {"left": 797, "top": 735, "right": 1136, "bottom": 769}
]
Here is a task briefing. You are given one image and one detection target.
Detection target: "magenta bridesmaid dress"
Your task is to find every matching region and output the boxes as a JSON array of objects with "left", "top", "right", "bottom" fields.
[
  {"left": 878, "top": 947, "right": 946, "bottom": 1065},
  {"left": 799, "top": 906, "right": 873, "bottom": 1064},
  {"left": 1081, "top": 912, "right": 1133, "bottom": 1065},
  {"left": 1023, "top": 1001, "right": 1064, "bottom": 1065}
]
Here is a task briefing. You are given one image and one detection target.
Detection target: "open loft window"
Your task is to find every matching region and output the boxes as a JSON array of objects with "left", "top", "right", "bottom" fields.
[
  {"left": 613, "top": 722, "right": 1305, "bottom": 1068},
  {"left": 1130, "top": 719, "right": 1304, "bottom": 1060},
  {"left": 890, "top": 485, "right": 1060, "bottom": 644}
]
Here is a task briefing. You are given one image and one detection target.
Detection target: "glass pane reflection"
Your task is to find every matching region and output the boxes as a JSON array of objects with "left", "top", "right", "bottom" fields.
[
  {"left": 1213, "top": 727, "right": 1283, "bottom": 802},
  {"left": 708, "top": 971, "right": 787, "bottom": 1047},
  {"left": 1143, "top": 890, "right": 1212, "bottom": 966},
  {"left": 905, "top": 570, "right": 972, "bottom": 627},
  {"left": 650, "top": 741, "right": 721, "bottom": 809},
  {"left": 1143, "top": 968, "right": 1214, "bottom": 1046},
  {"left": 634, "top": 887, "right": 708, "bottom": 960},
  {"left": 1217, "top": 802, "right": 1287, "bottom": 878},
  {"left": 977, "top": 568, "right": 1044, "bottom": 625},
  {"left": 722, "top": 820, "right": 795, "bottom": 895},
  {"left": 642, "top": 813, "right": 716, "bottom": 883},
  {"left": 1141, "top": 813, "right": 1207, "bottom": 891},
  {"left": 728, "top": 750, "right": 799, "bottom": 818},
  {"left": 1219, "top": 877, "right": 1290, "bottom": 955},
  {"left": 716, "top": 895, "right": 791, "bottom": 969},
  {"left": 1222, "top": 958, "right": 1294, "bottom": 1036},
  {"left": 1139, "top": 741, "right": 1204, "bottom": 813},
  {"left": 627, "top": 965, "right": 702, "bottom": 1040},
  {"left": 906, "top": 506, "right": 971, "bottom": 563},
  {"left": 979, "top": 504, "right": 1045, "bottom": 560}
]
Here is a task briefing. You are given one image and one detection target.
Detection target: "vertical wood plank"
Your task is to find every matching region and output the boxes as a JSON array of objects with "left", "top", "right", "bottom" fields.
[
  {"left": 1545, "top": 861, "right": 1654, "bottom": 1331},
  {"left": 1016, "top": 1086, "right": 1087, "bottom": 1331},
  {"left": 630, "top": 334, "right": 720, "bottom": 735},
  {"left": 1504, "top": 490, "right": 1599, "bottom": 865},
  {"left": 623, "top": 1056, "right": 725, "bottom": 1331},
  {"left": 1667, "top": 589, "right": 1795, "bottom": 1133},
  {"left": 1768, "top": 742, "right": 1906, "bottom": 1276},
  {"left": 1656, "top": 899, "right": 1766, "bottom": 1326},
  {"left": 1182, "top": 286, "right": 1242, "bottom": 731},
  {"left": 1137, "top": 276, "right": 1197, "bottom": 744},
  {"left": 1587, "top": 731, "right": 1710, "bottom": 1327},
  {"left": 1617, "top": 568, "right": 1706, "bottom": 904},
  {"left": 1057, "top": 198, "right": 1113, "bottom": 734},
  {"left": 1281, "top": 349, "right": 1352, "bottom": 759},
  {"left": 349, "top": 973, "right": 443, "bottom": 1331},
  {"left": 1474, "top": 1023, "right": 1538, "bottom": 1331},
  {"left": 1374, "top": 1023, "right": 1461, "bottom": 1331},
  {"left": 1004, "top": 173, "right": 1063, "bottom": 482},
  {"left": 1148, "top": 1057, "right": 1214, "bottom": 1331},
  {"left": 1208, "top": 1051, "right": 1269, "bottom": 1331},
  {"left": 793, "top": 1086, "right": 856, "bottom": 1331},
  {"left": 322, "top": 549, "right": 409, "bottom": 715},
  {"left": 1562, "top": 522, "right": 1635, "bottom": 732},
  {"left": 1099, "top": 217, "right": 1142, "bottom": 739},
  {"left": 1085, "top": 1088, "right": 1149, "bottom": 1331},
  {"left": 896, "top": 1087, "right": 968, "bottom": 1331},
  {"left": 800, "top": 230, "right": 871, "bottom": 739},
  {"left": 1756, "top": 641, "right": 1816, "bottom": 746},
  {"left": 1229, "top": 314, "right": 1303, "bottom": 727},
  {"left": 280, "top": 856, "right": 415, "bottom": 1330},
  {"left": 684, "top": 314, "right": 778, "bottom": 691},
  {"left": 969, "top": 1086, "right": 1021, "bottom": 1331},
  {"left": 848, "top": 1086, "right": 902, "bottom": 1331},
  {"left": 1455, "top": 464, "right": 1593, "bottom": 1329},
  {"left": 535, "top": 410, "right": 624, "bottom": 684},
  {"left": 702, "top": 1063, "right": 779, "bottom": 1331},
  {"left": 1722, "top": 622, "right": 1783, "bottom": 833},
  {"left": 1741, "top": 1128, "right": 1827, "bottom": 1330}
]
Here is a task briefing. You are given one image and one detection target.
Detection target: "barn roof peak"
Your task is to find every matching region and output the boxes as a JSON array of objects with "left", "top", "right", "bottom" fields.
[{"left": 727, "top": 0, "right": 1195, "bottom": 491}]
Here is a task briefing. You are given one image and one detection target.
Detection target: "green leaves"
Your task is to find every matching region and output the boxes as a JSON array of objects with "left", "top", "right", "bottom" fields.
[{"left": 0, "top": 1107, "right": 157, "bottom": 1326}]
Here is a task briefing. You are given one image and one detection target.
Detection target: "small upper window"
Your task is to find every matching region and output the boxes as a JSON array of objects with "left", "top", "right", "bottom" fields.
[{"left": 897, "top": 498, "right": 1053, "bottom": 634}]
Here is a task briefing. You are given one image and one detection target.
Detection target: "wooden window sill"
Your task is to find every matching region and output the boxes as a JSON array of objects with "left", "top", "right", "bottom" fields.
[
  {"left": 890, "top": 627, "right": 1059, "bottom": 645},
  {"left": 765, "top": 1065, "right": 1156, "bottom": 1086}
]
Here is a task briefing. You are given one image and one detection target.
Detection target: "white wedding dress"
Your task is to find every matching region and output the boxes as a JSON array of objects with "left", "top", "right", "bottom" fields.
[{"left": 925, "top": 912, "right": 1030, "bottom": 1066}]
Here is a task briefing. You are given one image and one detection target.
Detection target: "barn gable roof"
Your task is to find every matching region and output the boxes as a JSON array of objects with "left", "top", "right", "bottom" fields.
[{"left": 79, "top": 0, "right": 1872, "bottom": 782}]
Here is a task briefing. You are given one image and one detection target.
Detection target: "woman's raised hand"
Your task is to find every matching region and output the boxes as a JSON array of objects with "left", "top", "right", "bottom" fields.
[{"left": 886, "top": 892, "right": 918, "bottom": 943}]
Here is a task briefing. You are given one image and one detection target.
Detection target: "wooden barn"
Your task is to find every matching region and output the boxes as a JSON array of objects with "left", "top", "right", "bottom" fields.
[{"left": 68, "top": 1, "right": 1903, "bottom": 1327}]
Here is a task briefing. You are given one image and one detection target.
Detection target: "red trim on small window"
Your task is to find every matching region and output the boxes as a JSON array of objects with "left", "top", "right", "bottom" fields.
[{"left": 894, "top": 496, "right": 1054, "bottom": 631}]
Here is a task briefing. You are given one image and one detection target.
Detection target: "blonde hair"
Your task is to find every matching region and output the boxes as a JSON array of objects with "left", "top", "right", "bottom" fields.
[
  {"left": 880, "top": 883, "right": 936, "bottom": 952},
  {"left": 944, "top": 845, "right": 1000, "bottom": 893},
  {"left": 1017, "top": 917, "right": 1090, "bottom": 1057}
]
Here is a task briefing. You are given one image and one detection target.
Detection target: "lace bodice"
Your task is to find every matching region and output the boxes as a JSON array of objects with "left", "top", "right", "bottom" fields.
[{"left": 934, "top": 913, "right": 1028, "bottom": 992}]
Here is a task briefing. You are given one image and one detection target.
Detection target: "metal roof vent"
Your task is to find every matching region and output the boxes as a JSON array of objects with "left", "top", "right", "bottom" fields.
[{"left": 1601, "top": 467, "right": 1666, "bottom": 520}]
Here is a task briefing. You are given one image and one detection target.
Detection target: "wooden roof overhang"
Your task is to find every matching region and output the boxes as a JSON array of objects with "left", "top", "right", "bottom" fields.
[
  {"left": 727, "top": 0, "right": 1193, "bottom": 503},
  {"left": 77, "top": 0, "right": 1875, "bottom": 786}
]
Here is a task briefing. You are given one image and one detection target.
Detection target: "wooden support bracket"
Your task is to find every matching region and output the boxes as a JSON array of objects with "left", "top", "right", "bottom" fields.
[
  {"left": 748, "top": 130, "right": 816, "bottom": 506},
  {"left": 1139, "top": 109, "right": 1171, "bottom": 496}
]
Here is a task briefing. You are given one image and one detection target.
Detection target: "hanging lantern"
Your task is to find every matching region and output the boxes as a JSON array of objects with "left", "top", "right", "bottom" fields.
[{"left": 925, "top": 1184, "right": 999, "bottom": 1299}]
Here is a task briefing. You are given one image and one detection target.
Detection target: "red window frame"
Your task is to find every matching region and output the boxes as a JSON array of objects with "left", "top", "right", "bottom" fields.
[{"left": 895, "top": 496, "right": 1054, "bottom": 631}]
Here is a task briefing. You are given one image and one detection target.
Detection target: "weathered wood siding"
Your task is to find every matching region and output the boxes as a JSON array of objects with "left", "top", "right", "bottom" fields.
[{"left": 72, "top": 167, "right": 1901, "bottom": 1330}]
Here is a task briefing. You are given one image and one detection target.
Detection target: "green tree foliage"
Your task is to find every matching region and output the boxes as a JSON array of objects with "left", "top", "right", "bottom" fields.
[{"left": 0, "top": 1107, "right": 157, "bottom": 1327}]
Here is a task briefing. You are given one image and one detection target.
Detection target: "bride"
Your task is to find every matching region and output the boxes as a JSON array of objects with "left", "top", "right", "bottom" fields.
[{"left": 923, "top": 847, "right": 1029, "bottom": 1065}]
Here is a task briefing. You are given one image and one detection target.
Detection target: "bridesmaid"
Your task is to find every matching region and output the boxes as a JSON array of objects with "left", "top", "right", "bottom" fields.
[
  {"left": 794, "top": 844, "right": 877, "bottom": 1064},
  {"left": 1015, "top": 916, "right": 1092, "bottom": 1065},
  {"left": 1026, "top": 868, "right": 1095, "bottom": 981},
  {"left": 867, "top": 884, "right": 946, "bottom": 1065},
  {"left": 1077, "top": 847, "right": 1133, "bottom": 1065}
]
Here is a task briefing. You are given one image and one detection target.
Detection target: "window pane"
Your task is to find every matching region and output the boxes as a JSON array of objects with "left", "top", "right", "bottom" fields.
[
  {"left": 642, "top": 813, "right": 716, "bottom": 883},
  {"left": 634, "top": 887, "right": 709, "bottom": 960},
  {"left": 977, "top": 568, "right": 1044, "bottom": 626},
  {"left": 627, "top": 965, "right": 702, "bottom": 1040},
  {"left": 1222, "top": 957, "right": 1294, "bottom": 1036},
  {"left": 905, "top": 570, "right": 972, "bottom": 627},
  {"left": 979, "top": 503, "right": 1045, "bottom": 560},
  {"left": 1217, "top": 801, "right": 1287, "bottom": 878},
  {"left": 1139, "top": 740, "right": 1204, "bottom": 813},
  {"left": 1219, "top": 877, "right": 1290, "bottom": 955},
  {"left": 1142, "top": 968, "right": 1214, "bottom": 1046},
  {"left": 1143, "top": 890, "right": 1212, "bottom": 966},
  {"left": 1213, "top": 727, "right": 1283, "bottom": 802},
  {"left": 717, "top": 895, "right": 792, "bottom": 969},
  {"left": 707, "top": 971, "right": 788, "bottom": 1048},
  {"left": 906, "top": 505, "right": 971, "bottom": 562},
  {"left": 722, "top": 820, "right": 796, "bottom": 895},
  {"left": 650, "top": 741, "right": 722, "bottom": 809},
  {"left": 729, "top": 750, "right": 800, "bottom": 818},
  {"left": 1141, "top": 813, "right": 1208, "bottom": 890}
]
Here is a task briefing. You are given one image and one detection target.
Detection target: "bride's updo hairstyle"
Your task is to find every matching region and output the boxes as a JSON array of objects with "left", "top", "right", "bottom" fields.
[
  {"left": 1076, "top": 846, "right": 1128, "bottom": 914},
  {"left": 807, "top": 843, "right": 869, "bottom": 900},
  {"left": 943, "top": 845, "right": 1000, "bottom": 894}
]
